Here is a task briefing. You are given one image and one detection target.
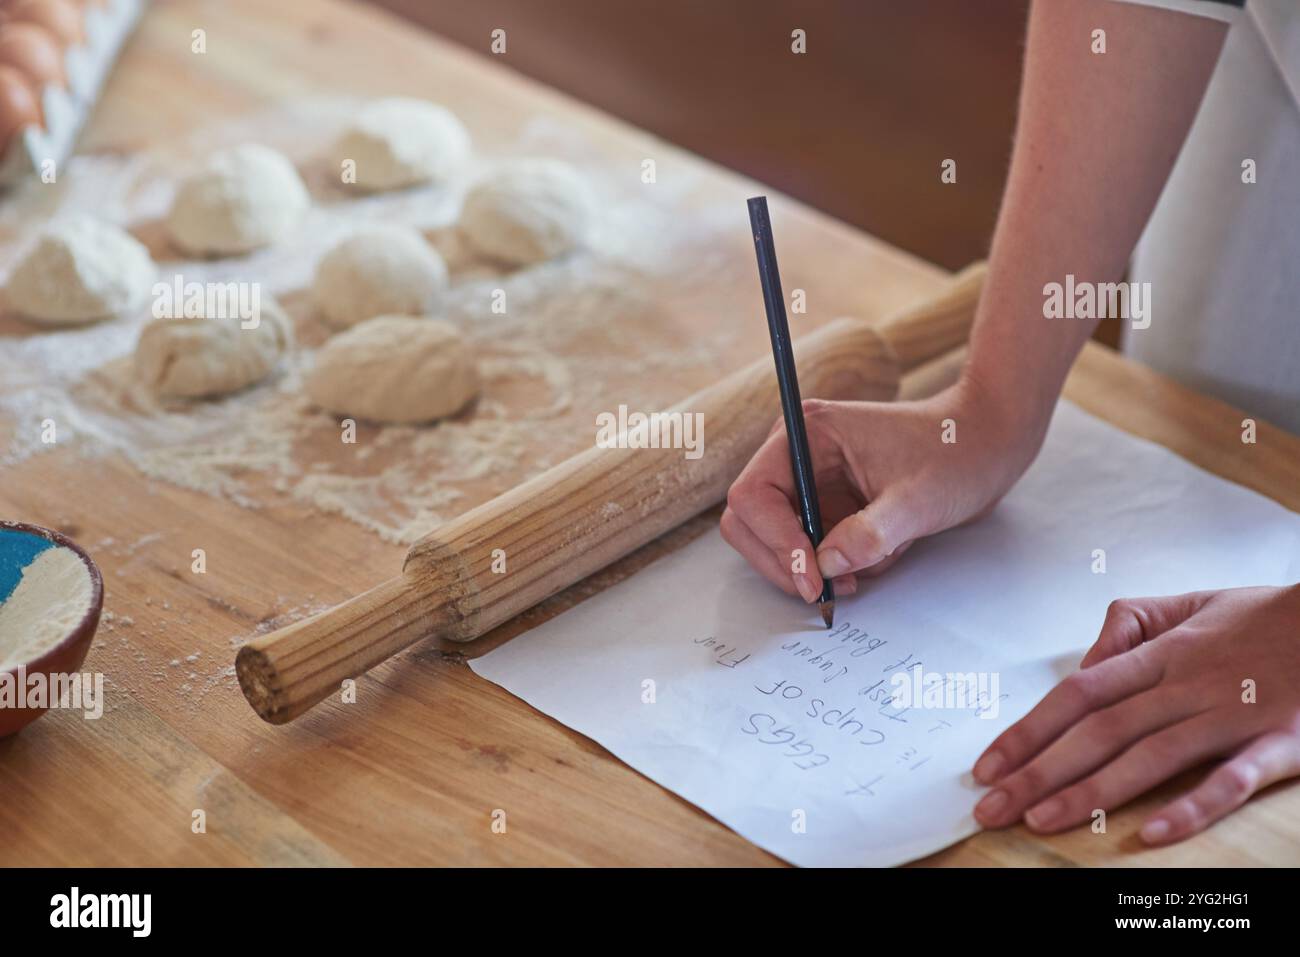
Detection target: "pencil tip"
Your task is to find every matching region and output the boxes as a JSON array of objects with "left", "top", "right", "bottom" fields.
[{"left": 820, "top": 602, "right": 835, "bottom": 628}]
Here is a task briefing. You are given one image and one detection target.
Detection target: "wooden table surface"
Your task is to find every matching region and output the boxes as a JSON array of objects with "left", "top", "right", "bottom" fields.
[{"left": 2, "top": 0, "right": 1297, "bottom": 866}]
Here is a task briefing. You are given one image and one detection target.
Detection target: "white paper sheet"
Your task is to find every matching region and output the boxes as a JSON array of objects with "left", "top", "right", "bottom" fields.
[{"left": 470, "top": 402, "right": 1300, "bottom": 866}]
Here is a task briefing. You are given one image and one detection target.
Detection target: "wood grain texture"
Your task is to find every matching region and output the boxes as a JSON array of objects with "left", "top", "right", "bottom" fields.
[
  {"left": 239, "top": 267, "right": 986, "bottom": 725},
  {"left": 0, "top": 0, "right": 937, "bottom": 868},
  {"left": 0, "top": 0, "right": 1296, "bottom": 867},
  {"left": 874, "top": 261, "right": 986, "bottom": 371}
]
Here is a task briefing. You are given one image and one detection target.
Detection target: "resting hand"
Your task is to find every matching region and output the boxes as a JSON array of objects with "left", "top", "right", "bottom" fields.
[{"left": 973, "top": 585, "right": 1300, "bottom": 845}]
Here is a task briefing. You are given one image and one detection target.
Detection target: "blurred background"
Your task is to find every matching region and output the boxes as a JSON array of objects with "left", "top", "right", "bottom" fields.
[{"left": 373, "top": 0, "right": 1031, "bottom": 275}]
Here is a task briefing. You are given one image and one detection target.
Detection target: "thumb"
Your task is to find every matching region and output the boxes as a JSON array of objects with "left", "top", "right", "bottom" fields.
[
  {"left": 816, "top": 487, "right": 926, "bottom": 578},
  {"left": 1079, "top": 591, "right": 1213, "bottom": 668}
]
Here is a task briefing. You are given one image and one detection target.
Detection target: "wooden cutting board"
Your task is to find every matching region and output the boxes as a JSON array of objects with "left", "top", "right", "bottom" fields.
[{"left": 0, "top": 0, "right": 1297, "bottom": 866}]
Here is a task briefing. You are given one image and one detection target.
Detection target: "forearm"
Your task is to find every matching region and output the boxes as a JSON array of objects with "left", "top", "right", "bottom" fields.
[{"left": 964, "top": 0, "right": 1227, "bottom": 438}]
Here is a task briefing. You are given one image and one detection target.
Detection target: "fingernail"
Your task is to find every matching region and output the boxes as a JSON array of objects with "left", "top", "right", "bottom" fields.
[
  {"left": 793, "top": 575, "right": 819, "bottom": 603},
  {"left": 1140, "top": 819, "right": 1170, "bottom": 844},
  {"left": 818, "top": 548, "right": 850, "bottom": 577},
  {"left": 832, "top": 574, "right": 857, "bottom": 595},
  {"left": 973, "top": 750, "right": 1005, "bottom": 784},
  {"left": 1025, "top": 797, "right": 1063, "bottom": 831},
  {"left": 974, "top": 788, "right": 1008, "bottom": 823}
]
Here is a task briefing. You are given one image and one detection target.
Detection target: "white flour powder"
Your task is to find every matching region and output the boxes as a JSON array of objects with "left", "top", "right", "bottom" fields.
[
  {"left": 0, "top": 98, "right": 744, "bottom": 545},
  {"left": 0, "top": 547, "right": 94, "bottom": 669}
]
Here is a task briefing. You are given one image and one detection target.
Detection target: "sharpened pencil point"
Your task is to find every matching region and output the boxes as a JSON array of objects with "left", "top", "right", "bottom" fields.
[{"left": 820, "top": 601, "right": 835, "bottom": 628}]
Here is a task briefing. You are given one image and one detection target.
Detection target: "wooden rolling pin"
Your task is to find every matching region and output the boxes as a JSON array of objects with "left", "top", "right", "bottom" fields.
[{"left": 237, "top": 262, "right": 987, "bottom": 724}]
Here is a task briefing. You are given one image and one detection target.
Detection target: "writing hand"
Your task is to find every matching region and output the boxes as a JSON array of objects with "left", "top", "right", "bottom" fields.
[{"left": 721, "top": 379, "right": 1039, "bottom": 603}]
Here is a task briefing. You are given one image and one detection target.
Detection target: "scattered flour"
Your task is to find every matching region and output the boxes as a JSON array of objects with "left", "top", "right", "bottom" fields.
[{"left": 0, "top": 98, "right": 742, "bottom": 545}]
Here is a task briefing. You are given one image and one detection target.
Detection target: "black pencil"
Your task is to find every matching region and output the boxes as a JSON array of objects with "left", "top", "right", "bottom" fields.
[{"left": 746, "top": 196, "right": 835, "bottom": 628}]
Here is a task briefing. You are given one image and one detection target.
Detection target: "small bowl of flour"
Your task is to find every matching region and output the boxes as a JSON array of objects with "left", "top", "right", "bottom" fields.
[{"left": 0, "top": 522, "right": 104, "bottom": 737}]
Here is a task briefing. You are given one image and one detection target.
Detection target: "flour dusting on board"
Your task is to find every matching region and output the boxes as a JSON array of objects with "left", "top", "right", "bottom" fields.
[{"left": 0, "top": 98, "right": 749, "bottom": 543}]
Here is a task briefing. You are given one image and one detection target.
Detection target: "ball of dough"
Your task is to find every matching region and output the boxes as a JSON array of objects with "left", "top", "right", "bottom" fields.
[
  {"left": 167, "top": 143, "right": 310, "bottom": 256},
  {"left": 459, "top": 159, "right": 594, "bottom": 266},
  {"left": 332, "top": 98, "right": 470, "bottom": 191},
  {"left": 312, "top": 225, "right": 448, "bottom": 329},
  {"left": 134, "top": 298, "right": 294, "bottom": 399},
  {"left": 6, "top": 217, "right": 154, "bottom": 325},
  {"left": 304, "top": 316, "right": 478, "bottom": 424}
]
